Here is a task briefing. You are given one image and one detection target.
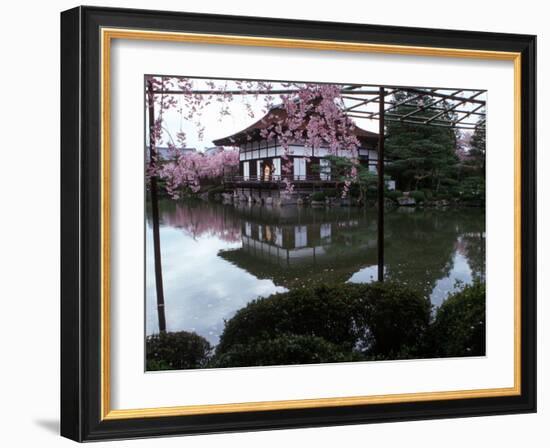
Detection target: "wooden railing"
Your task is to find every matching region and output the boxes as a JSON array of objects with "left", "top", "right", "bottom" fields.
[{"left": 224, "top": 174, "right": 334, "bottom": 183}]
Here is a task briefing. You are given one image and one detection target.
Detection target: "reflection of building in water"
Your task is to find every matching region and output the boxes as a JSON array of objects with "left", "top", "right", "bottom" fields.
[
  {"left": 219, "top": 206, "right": 378, "bottom": 289},
  {"left": 241, "top": 219, "right": 366, "bottom": 267}
]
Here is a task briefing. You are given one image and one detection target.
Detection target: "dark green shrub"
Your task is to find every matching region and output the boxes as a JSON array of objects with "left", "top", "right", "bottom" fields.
[
  {"left": 352, "top": 282, "right": 432, "bottom": 357},
  {"left": 324, "top": 189, "right": 339, "bottom": 198},
  {"left": 410, "top": 190, "right": 426, "bottom": 203},
  {"left": 367, "top": 185, "right": 378, "bottom": 195},
  {"left": 310, "top": 192, "right": 326, "bottom": 202},
  {"left": 216, "top": 285, "right": 359, "bottom": 353},
  {"left": 441, "top": 177, "right": 459, "bottom": 187},
  {"left": 211, "top": 334, "right": 362, "bottom": 368},
  {"left": 421, "top": 188, "right": 434, "bottom": 200},
  {"left": 433, "top": 192, "right": 451, "bottom": 201},
  {"left": 146, "top": 331, "right": 212, "bottom": 371},
  {"left": 386, "top": 190, "right": 403, "bottom": 201},
  {"left": 449, "top": 186, "right": 462, "bottom": 198},
  {"left": 428, "top": 283, "right": 486, "bottom": 357},
  {"left": 459, "top": 176, "right": 485, "bottom": 204},
  {"left": 216, "top": 283, "right": 431, "bottom": 361},
  {"left": 146, "top": 358, "right": 172, "bottom": 371}
]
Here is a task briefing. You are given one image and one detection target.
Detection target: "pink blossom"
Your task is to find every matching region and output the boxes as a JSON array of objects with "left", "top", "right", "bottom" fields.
[
  {"left": 146, "top": 77, "right": 362, "bottom": 198},
  {"left": 157, "top": 149, "right": 239, "bottom": 199}
]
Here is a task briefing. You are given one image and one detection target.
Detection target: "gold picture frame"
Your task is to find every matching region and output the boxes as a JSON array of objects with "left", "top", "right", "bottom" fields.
[{"left": 61, "top": 6, "right": 536, "bottom": 441}]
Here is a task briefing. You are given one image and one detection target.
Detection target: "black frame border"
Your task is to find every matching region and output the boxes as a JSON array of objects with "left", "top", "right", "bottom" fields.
[{"left": 60, "top": 6, "right": 536, "bottom": 442}]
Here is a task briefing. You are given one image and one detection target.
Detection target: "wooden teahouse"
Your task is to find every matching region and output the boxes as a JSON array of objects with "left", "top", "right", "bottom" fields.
[{"left": 213, "top": 105, "right": 379, "bottom": 204}]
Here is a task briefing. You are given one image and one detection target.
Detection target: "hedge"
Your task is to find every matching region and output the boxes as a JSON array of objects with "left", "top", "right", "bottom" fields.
[
  {"left": 211, "top": 333, "right": 362, "bottom": 368},
  {"left": 146, "top": 330, "right": 212, "bottom": 371},
  {"left": 427, "top": 282, "right": 486, "bottom": 357},
  {"left": 216, "top": 282, "right": 432, "bottom": 361},
  {"left": 145, "top": 282, "right": 485, "bottom": 370}
]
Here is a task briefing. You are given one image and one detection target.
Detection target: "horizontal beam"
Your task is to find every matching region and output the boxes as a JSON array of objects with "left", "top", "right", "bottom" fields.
[
  {"left": 346, "top": 102, "right": 485, "bottom": 118},
  {"left": 151, "top": 89, "right": 381, "bottom": 96},
  {"left": 425, "top": 90, "right": 484, "bottom": 124},
  {"left": 346, "top": 113, "right": 479, "bottom": 130},
  {"left": 150, "top": 87, "right": 487, "bottom": 104},
  {"left": 399, "top": 87, "right": 486, "bottom": 105}
]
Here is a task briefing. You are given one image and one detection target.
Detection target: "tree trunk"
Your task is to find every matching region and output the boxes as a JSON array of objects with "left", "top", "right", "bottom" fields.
[{"left": 147, "top": 80, "right": 167, "bottom": 334}]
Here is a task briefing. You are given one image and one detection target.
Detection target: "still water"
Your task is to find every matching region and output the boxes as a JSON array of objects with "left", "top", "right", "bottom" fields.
[{"left": 146, "top": 200, "right": 485, "bottom": 345}]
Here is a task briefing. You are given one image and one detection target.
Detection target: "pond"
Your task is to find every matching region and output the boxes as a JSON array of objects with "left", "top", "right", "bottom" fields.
[{"left": 146, "top": 200, "right": 485, "bottom": 346}]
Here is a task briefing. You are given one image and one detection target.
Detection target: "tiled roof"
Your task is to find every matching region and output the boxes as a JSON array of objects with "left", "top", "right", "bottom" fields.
[{"left": 213, "top": 105, "right": 378, "bottom": 147}]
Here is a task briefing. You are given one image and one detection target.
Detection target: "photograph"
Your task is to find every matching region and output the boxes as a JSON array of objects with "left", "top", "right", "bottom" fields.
[
  {"left": 144, "top": 75, "right": 487, "bottom": 371},
  {"left": 56, "top": 5, "right": 538, "bottom": 442}
]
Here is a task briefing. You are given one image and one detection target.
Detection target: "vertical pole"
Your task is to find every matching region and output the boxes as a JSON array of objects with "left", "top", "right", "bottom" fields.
[
  {"left": 377, "top": 87, "right": 385, "bottom": 282},
  {"left": 147, "top": 80, "right": 167, "bottom": 333}
]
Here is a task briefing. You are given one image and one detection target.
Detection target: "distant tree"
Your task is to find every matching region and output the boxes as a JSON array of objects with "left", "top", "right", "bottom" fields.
[
  {"left": 385, "top": 92, "right": 459, "bottom": 192},
  {"left": 452, "top": 119, "right": 486, "bottom": 203},
  {"left": 465, "top": 120, "right": 486, "bottom": 178}
]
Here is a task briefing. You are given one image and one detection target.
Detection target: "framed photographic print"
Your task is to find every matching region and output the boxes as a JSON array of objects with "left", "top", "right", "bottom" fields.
[{"left": 60, "top": 6, "right": 536, "bottom": 442}]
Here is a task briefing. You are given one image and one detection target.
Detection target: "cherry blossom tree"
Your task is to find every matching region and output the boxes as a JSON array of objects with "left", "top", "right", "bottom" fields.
[
  {"left": 146, "top": 76, "right": 362, "bottom": 198},
  {"left": 145, "top": 76, "right": 366, "bottom": 333},
  {"left": 158, "top": 149, "right": 240, "bottom": 199}
]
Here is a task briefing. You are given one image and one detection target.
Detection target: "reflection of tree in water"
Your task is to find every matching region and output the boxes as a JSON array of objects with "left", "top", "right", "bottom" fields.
[
  {"left": 150, "top": 199, "right": 242, "bottom": 243},
  {"left": 384, "top": 208, "right": 485, "bottom": 299},
  {"left": 321, "top": 212, "right": 377, "bottom": 258},
  {"left": 460, "top": 230, "right": 486, "bottom": 283}
]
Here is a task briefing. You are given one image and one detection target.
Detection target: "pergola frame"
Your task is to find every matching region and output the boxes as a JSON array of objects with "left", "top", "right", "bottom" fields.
[
  {"left": 148, "top": 81, "right": 487, "bottom": 282},
  {"left": 152, "top": 83, "right": 487, "bottom": 131},
  {"left": 342, "top": 87, "right": 486, "bottom": 131}
]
